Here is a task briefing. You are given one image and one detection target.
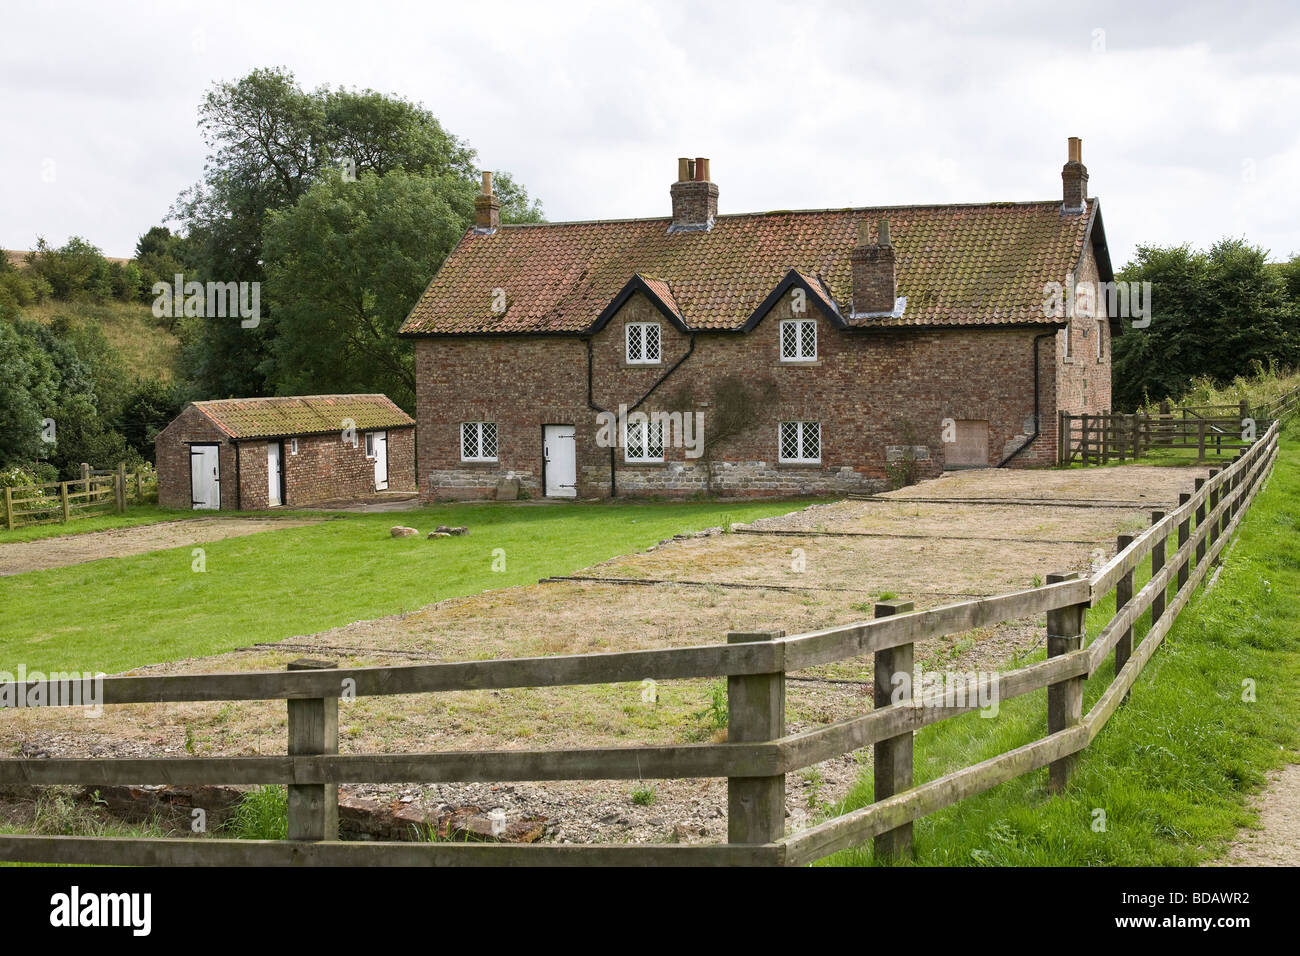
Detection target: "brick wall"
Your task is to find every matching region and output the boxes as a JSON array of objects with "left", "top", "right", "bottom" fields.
[
  {"left": 154, "top": 405, "right": 237, "bottom": 509},
  {"left": 156, "top": 408, "right": 415, "bottom": 510},
  {"left": 414, "top": 290, "right": 1071, "bottom": 499},
  {"left": 1055, "top": 243, "right": 1113, "bottom": 416}
]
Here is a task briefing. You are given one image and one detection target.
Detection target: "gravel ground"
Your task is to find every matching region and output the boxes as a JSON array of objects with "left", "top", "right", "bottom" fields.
[{"left": 1215, "top": 764, "right": 1300, "bottom": 867}]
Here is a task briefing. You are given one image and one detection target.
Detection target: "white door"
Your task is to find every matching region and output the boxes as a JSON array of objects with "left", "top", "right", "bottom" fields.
[
  {"left": 267, "top": 442, "right": 283, "bottom": 506},
  {"left": 367, "top": 431, "right": 388, "bottom": 490},
  {"left": 190, "top": 445, "right": 220, "bottom": 510},
  {"left": 544, "top": 425, "right": 577, "bottom": 498}
]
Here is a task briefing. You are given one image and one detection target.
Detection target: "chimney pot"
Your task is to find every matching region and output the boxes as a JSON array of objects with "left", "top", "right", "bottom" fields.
[
  {"left": 1062, "top": 136, "right": 1089, "bottom": 214},
  {"left": 851, "top": 217, "right": 896, "bottom": 315},
  {"left": 474, "top": 168, "right": 501, "bottom": 232},
  {"left": 668, "top": 155, "right": 717, "bottom": 231}
]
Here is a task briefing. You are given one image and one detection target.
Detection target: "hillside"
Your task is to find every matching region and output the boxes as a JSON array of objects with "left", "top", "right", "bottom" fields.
[{"left": 23, "top": 299, "right": 181, "bottom": 382}]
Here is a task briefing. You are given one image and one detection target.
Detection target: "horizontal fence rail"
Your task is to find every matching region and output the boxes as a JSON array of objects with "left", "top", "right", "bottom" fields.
[{"left": 0, "top": 419, "right": 1284, "bottom": 866}]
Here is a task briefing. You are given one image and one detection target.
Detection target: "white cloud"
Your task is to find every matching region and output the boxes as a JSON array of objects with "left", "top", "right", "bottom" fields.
[{"left": 0, "top": 0, "right": 1297, "bottom": 264}]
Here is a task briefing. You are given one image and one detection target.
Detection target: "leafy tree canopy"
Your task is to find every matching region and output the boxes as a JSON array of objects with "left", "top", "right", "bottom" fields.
[{"left": 1112, "top": 238, "right": 1299, "bottom": 410}]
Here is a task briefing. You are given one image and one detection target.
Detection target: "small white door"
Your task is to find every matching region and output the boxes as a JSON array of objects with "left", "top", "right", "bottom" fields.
[
  {"left": 267, "top": 442, "right": 283, "bottom": 506},
  {"left": 544, "top": 425, "right": 577, "bottom": 498},
  {"left": 190, "top": 445, "right": 220, "bottom": 510},
  {"left": 367, "top": 431, "right": 388, "bottom": 490}
]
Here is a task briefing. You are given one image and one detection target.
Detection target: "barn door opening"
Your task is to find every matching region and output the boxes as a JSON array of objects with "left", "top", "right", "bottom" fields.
[
  {"left": 190, "top": 444, "right": 220, "bottom": 510},
  {"left": 267, "top": 442, "right": 283, "bottom": 507},
  {"left": 366, "top": 431, "right": 389, "bottom": 490},
  {"left": 543, "top": 425, "right": 577, "bottom": 498},
  {"left": 945, "top": 420, "right": 990, "bottom": 469}
]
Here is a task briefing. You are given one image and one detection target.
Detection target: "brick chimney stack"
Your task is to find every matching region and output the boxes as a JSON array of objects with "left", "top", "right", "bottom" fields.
[
  {"left": 851, "top": 218, "right": 896, "bottom": 315},
  {"left": 669, "top": 157, "right": 718, "bottom": 232},
  {"left": 475, "top": 170, "right": 500, "bottom": 233},
  {"left": 1061, "top": 137, "right": 1088, "bottom": 214}
]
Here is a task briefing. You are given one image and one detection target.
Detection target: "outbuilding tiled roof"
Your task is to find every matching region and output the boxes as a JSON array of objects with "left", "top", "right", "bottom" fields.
[
  {"left": 400, "top": 200, "right": 1100, "bottom": 336},
  {"left": 191, "top": 395, "right": 414, "bottom": 440}
]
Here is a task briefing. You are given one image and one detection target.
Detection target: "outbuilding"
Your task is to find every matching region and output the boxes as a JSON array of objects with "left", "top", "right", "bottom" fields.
[{"left": 155, "top": 394, "right": 416, "bottom": 510}]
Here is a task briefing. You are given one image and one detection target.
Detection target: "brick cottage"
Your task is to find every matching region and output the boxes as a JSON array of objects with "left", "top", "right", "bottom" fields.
[
  {"left": 155, "top": 395, "right": 415, "bottom": 510},
  {"left": 399, "top": 139, "right": 1116, "bottom": 500}
]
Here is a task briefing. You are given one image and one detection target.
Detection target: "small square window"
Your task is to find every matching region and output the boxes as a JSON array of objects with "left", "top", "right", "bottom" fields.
[
  {"left": 461, "top": 422, "right": 498, "bottom": 462},
  {"left": 289, "top": 438, "right": 298, "bottom": 455},
  {"left": 364, "top": 433, "right": 376, "bottom": 459},
  {"left": 778, "top": 421, "right": 821, "bottom": 463},
  {"left": 780, "top": 320, "right": 817, "bottom": 361},
  {"left": 624, "top": 418, "right": 664, "bottom": 462},
  {"left": 626, "top": 323, "right": 662, "bottom": 364}
]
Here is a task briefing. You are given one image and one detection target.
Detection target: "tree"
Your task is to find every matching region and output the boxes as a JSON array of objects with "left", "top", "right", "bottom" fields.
[
  {"left": 24, "top": 237, "right": 113, "bottom": 301},
  {"left": 1112, "top": 239, "right": 1299, "bottom": 410},
  {"left": 262, "top": 169, "right": 470, "bottom": 410},
  {"left": 170, "top": 67, "right": 544, "bottom": 399},
  {"left": 118, "top": 379, "right": 185, "bottom": 463}
]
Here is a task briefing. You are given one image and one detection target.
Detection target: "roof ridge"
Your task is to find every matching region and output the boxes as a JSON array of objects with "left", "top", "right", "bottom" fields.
[{"left": 494, "top": 198, "right": 1078, "bottom": 230}]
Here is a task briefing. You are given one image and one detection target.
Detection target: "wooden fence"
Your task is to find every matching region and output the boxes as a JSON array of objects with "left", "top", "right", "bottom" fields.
[
  {"left": 2, "top": 463, "right": 152, "bottom": 530},
  {"left": 0, "top": 421, "right": 1281, "bottom": 866},
  {"left": 1059, "top": 383, "right": 1300, "bottom": 465}
]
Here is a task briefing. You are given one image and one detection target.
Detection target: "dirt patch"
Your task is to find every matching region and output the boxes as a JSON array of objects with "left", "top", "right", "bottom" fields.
[
  {"left": 877, "top": 465, "right": 1204, "bottom": 504},
  {"left": 2, "top": 463, "right": 1218, "bottom": 846},
  {"left": 0, "top": 516, "right": 321, "bottom": 576},
  {"left": 1215, "top": 764, "right": 1300, "bottom": 867}
]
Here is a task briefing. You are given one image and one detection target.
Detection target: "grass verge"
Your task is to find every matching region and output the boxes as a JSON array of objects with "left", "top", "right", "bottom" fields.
[{"left": 0, "top": 499, "right": 809, "bottom": 673}]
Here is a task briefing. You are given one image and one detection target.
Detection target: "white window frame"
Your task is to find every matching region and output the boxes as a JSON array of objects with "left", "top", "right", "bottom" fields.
[
  {"left": 624, "top": 418, "right": 665, "bottom": 463},
  {"left": 460, "top": 422, "right": 498, "bottom": 462},
  {"left": 780, "top": 319, "right": 817, "bottom": 362},
  {"left": 364, "top": 433, "right": 376, "bottom": 460},
  {"left": 625, "top": 322, "right": 662, "bottom": 365},
  {"left": 778, "top": 421, "right": 821, "bottom": 464},
  {"left": 289, "top": 438, "right": 299, "bottom": 455}
]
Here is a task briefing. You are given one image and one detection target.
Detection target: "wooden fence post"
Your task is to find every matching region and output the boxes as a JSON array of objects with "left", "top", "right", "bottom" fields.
[
  {"left": 1150, "top": 511, "right": 1167, "bottom": 625},
  {"left": 1207, "top": 468, "right": 1221, "bottom": 565},
  {"left": 1177, "top": 493, "right": 1191, "bottom": 592},
  {"left": 1081, "top": 413, "right": 1090, "bottom": 465},
  {"left": 116, "top": 463, "right": 127, "bottom": 514},
  {"left": 3, "top": 487, "right": 12, "bottom": 531},
  {"left": 1058, "top": 410, "right": 1069, "bottom": 466},
  {"left": 1196, "top": 420, "right": 1206, "bottom": 459},
  {"left": 873, "top": 599, "right": 916, "bottom": 859},
  {"left": 286, "top": 658, "right": 339, "bottom": 842},
  {"left": 60, "top": 481, "right": 70, "bottom": 523},
  {"left": 1114, "top": 535, "right": 1135, "bottom": 685},
  {"left": 1046, "top": 571, "right": 1086, "bottom": 793},
  {"left": 1193, "top": 477, "right": 1207, "bottom": 568},
  {"left": 727, "top": 630, "right": 786, "bottom": 846}
]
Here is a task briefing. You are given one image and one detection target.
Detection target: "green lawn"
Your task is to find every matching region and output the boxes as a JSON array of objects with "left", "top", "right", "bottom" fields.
[
  {"left": 0, "top": 505, "right": 195, "bottom": 544},
  {"left": 823, "top": 423, "right": 1300, "bottom": 866},
  {"left": 0, "top": 499, "right": 805, "bottom": 674}
]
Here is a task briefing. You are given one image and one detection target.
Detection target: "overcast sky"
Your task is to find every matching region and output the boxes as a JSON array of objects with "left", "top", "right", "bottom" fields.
[{"left": 2, "top": 0, "right": 1298, "bottom": 265}]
